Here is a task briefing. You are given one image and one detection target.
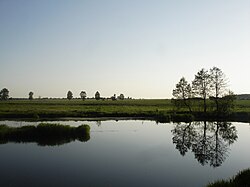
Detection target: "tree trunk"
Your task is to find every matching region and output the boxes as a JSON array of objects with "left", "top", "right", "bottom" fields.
[{"left": 203, "top": 98, "right": 207, "bottom": 113}]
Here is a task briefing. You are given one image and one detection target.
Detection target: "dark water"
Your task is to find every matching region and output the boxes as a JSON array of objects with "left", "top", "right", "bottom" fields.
[{"left": 0, "top": 120, "right": 250, "bottom": 187}]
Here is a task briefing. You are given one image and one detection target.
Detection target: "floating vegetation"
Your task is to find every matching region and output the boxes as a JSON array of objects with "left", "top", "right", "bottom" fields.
[{"left": 0, "top": 123, "right": 90, "bottom": 146}]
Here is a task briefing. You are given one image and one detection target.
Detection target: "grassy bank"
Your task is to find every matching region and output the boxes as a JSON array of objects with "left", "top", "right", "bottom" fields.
[
  {"left": 0, "top": 99, "right": 250, "bottom": 122},
  {"left": 0, "top": 123, "right": 90, "bottom": 146},
  {"left": 206, "top": 169, "right": 250, "bottom": 187}
]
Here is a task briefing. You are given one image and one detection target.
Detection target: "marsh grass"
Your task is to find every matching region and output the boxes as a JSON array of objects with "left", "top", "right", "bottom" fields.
[
  {"left": 207, "top": 169, "right": 250, "bottom": 187},
  {"left": 0, "top": 123, "right": 90, "bottom": 146}
]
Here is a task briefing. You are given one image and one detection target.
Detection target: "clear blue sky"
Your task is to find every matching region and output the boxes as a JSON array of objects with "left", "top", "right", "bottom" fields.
[{"left": 0, "top": 0, "right": 249, "bottom": 98}]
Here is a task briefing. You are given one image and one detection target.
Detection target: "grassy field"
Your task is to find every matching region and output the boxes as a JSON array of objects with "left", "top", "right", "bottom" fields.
[
  {"left": 0, "top": 99, "right": 250, "bottom": 121},
  {"left": 0, "top": 99, "right": 172, "bottom": 119}
]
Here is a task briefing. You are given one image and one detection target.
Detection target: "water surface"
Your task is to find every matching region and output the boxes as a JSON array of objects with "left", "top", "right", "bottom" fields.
[{"left": 0, "top": 120, "right": 250, "bottom": 187}]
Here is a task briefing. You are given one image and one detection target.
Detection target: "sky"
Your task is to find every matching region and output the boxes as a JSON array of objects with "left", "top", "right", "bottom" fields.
[{"left": 0, "top": 0, "right": 249, "bottom": 99}]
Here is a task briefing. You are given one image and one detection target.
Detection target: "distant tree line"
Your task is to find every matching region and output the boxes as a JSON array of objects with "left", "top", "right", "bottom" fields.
[
  {"left": 0, "top": 88, "right": 128, "bottom": 101},
  {"left": 66, "top": 90, "right": 126, "bottom": 101},
  {"left": 172, "top": 67, "right": 235, "bottom": 117}
]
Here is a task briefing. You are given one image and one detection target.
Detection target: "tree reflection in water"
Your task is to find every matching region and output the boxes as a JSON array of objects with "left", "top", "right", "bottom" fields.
[{"left": 172, "top": 121, "right": 237, "bottom": 167}]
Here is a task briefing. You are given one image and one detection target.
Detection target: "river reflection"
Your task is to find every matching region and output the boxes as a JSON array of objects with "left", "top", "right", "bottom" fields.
[
  {"left": 172, "top": 121, "right": 238, "bottom": 167},
  {"left": 0, "top": 120, "right": 249, "bottom": 187}
]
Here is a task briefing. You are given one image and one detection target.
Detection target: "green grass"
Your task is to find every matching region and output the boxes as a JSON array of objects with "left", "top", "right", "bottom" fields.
[
  {"left": 206, "top": 169, "right": 250, "bottom": 187},
  {"left": 0, "top": 99, "right": 173, "bottom": 119},
  {"left": 0, "top": 123, "right": 90, "bottom": 146},
  {"left": 0, "top": 99, "right": 250, "bottom": 122}
]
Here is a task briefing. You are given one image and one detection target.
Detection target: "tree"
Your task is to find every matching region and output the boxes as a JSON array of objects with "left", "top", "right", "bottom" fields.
[
  {"left": 95, "top": 91, "right": 100, "bottom": 100},
  {"left": 119, "top": 94, "right": 125, "bottom": 100},
  {"left": 0, "top": 88, "right": 9, "bottom": 100},
  {"left": 210, "top": 67, "right": 228, "bottom": 113},
  {"left": 29, "top": 91, "right": 34, "bottom": 100},
  {"left": 67, "top": 91, "right": 73, "bottom": 100},
  {"left": 111, "top": 94, "right": 116, "bottom": 101},
  {"left": 80, "top": 91, "right": 87, "bottom": 100},
  {"left": 172, "top": 77, "right": 193, "bottom": 113},
  {"left": 192, "top": 69, "right": 212, "bottom": 113}
]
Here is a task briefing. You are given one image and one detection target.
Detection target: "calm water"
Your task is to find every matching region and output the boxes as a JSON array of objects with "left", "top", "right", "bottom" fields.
[{"left": 0, "top": 120, "right": 250, "bottom": 187}]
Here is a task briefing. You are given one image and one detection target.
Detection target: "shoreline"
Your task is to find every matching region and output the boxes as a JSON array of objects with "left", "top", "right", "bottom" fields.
[
  {"left": 1, "top": 99, "right": 250, "bottom": 122},
  {"left": 0, "top": 114, "right": 249, "bottom": 123}
]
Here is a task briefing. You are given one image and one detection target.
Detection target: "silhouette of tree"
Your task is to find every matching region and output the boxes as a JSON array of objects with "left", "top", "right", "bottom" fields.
[
  {"left": 0, "top": 88, "right": 9, "bottom": 100},
  {"left": 29, "top": 91, "right": 34, "bottom": 100},
  {"left": 172, "top": 77, "right": 193, "bottom": 113},
  {"left": 67, "top": 91, "right": 73, "bottom": 100},
  {"left": 111, "top": 94, "right": 116, "bottom": 101},
  {"left": 119, "top": 94, "right": 125, "bottom": 100},
  {"left": 210, "top": 67, "right": 227, "bottom": 112},
  {"left": 172, "top": 121, "right": 238, "bottom": 167},
  {"left": 80, "top": 91, "right": 87, "bottom": 100},
  {"left": 95, "top": 91, "right": 100, "bottom": 100},
  {"left": 173, "top": 67, "right": 234, "bottom": 116},
  {"left": 192, "top": 69, "right": 212, "bottom": 113}
]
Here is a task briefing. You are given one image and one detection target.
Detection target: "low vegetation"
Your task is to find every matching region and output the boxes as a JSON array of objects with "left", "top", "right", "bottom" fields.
[
  {"left": 0, "top": 123, "right": 90, "bottom": 146},
  {"left": 206, "top": 169, "right": 250, "bottom": 187}
]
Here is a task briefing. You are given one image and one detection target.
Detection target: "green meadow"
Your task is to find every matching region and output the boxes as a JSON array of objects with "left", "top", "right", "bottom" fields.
[
  {"left": 0, "top": 99, "right": 172, "bottom": 119},
  {"left": 0, "top": 99, "right": 250, "bottom": 122}
]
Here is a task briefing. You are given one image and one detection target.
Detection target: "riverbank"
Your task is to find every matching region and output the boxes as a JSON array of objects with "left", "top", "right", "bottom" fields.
[
  {"left": 0, "top": 99, "right": 250, "bottom": 122},
  {"left": 207, "top": 168, "right": 250, "bottom": 187}
]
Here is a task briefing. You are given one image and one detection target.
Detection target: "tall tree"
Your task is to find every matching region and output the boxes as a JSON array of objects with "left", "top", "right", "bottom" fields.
[
  {"left": 0, "top": 88, "right": 9, "bottom": 100},
  {"left": 210, "top": 67, "right": 227, "bottom": 112},
  {"left": 67, "top": 91, "right": 73, "bottom": 100},
  {"left": 95, "top": 91, "right": 100, "bottom": 100},
  {"left": 192, "top": 69, "right": 212, "bottom": 113},
  {"left": 173, "top": 77, "right": 193, "bottom": 112},
  {"left": 29, "top": 91, "right": 34, "bottom": 100},
  {"left": 80, "top": 91, "right": 87, "bottom": 100}
]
